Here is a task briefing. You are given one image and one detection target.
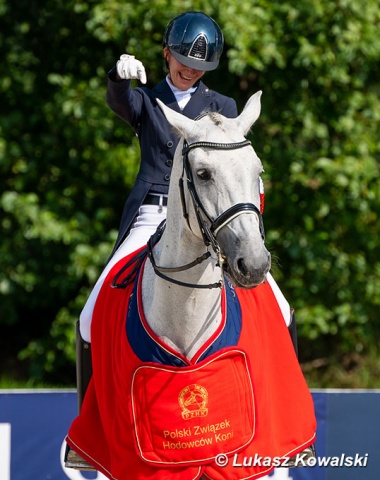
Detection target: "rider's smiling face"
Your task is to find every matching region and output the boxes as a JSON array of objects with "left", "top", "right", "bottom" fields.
[{"left": 164, "top": 48, "right": 205, "bottom": 91}]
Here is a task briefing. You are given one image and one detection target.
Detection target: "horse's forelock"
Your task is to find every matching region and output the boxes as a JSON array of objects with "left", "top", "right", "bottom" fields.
[
  {"left": 169, "top": 111, "right": 230, "bottom": 141},
  {"left": 194, "top": 110, "right": 224, "bottom": 126},
  {"left": 209, "top": 111, "right": 224, "bottom": 126}
]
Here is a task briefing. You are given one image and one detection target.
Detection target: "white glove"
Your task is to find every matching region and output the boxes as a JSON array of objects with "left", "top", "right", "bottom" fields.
[{"left": 116, "top": 54, "right": 147, "bottom": 84}]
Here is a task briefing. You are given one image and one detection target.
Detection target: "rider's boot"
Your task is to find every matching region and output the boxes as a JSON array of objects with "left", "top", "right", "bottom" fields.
[
  {"left": 75, "top": 321, "right": 92, "bottom": 411},
  {"left": 283, "top": 310, "right": 316, "bottom": 467},
  {"left": 64, "top": 322, "right": 96, "bottom": 471},
  {"left": 288, "top": 309, "right": 298, "bottom": 356}
]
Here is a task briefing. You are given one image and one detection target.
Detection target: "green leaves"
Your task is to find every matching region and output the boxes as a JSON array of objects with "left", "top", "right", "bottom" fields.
[{"left": 0, "top": 0, "right": 379, "bottom": 386}]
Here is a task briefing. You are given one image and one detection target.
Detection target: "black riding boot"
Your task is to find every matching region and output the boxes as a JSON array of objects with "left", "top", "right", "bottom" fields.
[
  {"left": 75, "top": 321, "right": 93, "bottom": 411},
  {"left": 284, "top": 310, "right": 316, "bottom": 467},
  {"left": 64, "top": 321, "right": 95, "bottom": 471}
]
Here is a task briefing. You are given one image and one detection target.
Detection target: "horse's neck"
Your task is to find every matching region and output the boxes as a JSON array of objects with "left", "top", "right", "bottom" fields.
[{"left": 141, "top": 229, "right": 223, "bottom": 360}]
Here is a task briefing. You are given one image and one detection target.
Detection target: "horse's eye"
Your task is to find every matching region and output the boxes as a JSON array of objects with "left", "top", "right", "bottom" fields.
[{"left": 196, "top": 169, "right": 211, "bottom": 180}]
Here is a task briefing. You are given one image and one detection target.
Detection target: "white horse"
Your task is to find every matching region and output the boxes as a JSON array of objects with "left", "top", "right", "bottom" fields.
[
  {"left": 141, "top": 91, "right": 270, "bottom": 359},
  {"left": 66, "top": 91, "right": 316, "bottom": 480}
]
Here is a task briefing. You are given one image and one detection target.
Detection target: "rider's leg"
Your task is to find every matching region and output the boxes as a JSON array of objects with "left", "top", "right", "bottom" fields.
[
  {"left": 265, "top": 272, "right": 298, "bottom": 354},
  {"left": 66, "top": 205, "right": 167, "bottom": 470},
  {"left": 79, "top": 205, "right": 167, "bottom": 343},
  {"left": 266, "top": 274, "right": 316, "bottom": 465}
]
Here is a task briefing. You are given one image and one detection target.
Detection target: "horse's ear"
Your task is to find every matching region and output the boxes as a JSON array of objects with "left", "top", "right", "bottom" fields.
[
  {"left": 234, "top": 90, "right": 262, "bottom": 135},
  {"left": 156, "top": 98, "right": 198, "bottom": 137}
]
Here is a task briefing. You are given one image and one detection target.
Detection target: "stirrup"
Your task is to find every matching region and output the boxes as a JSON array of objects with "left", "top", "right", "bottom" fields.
[
  {"left": 64, "top": 445, "right": 96, "bottom": 471},
  {"left": 284, "top": 444, "right": 316, "bottom": 467}
]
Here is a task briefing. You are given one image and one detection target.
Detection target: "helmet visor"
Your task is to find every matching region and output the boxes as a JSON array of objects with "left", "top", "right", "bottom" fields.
[{"left": 169, "top": 48, "right": 219, "bottom": 71}]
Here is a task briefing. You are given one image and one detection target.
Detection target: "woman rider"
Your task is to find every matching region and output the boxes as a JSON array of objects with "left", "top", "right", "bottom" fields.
[
  {"left": 79, "top": 12, "right": 241, "bottom": 343},
  {"left": 79, "top": 10, "right": 291, "bottom": 354}
]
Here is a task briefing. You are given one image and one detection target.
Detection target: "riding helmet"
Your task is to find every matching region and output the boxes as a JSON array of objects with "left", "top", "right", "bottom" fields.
[{"left": 163, "top": 12, "right": 224, "bottom": 71}]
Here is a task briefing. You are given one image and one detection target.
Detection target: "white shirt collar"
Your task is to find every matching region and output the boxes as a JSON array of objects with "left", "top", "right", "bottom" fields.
[{"left": 166, "top": 76, "right": 197, "bottom": 110}]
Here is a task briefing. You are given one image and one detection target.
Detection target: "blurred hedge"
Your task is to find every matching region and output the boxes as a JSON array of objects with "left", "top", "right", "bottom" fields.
[{"left": 0, "top": 0, "right": 379, "bottom": 385}]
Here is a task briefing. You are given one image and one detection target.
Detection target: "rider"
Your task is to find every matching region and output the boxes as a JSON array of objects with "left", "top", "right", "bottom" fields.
[
  {"left": 79, "top": 11, "right": 239, "bottom": 343},
  {"left": 79, "top": 10, "right": 291, "bottom": 358}
]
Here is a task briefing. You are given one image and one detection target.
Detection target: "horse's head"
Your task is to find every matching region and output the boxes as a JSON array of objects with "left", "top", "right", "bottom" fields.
[{"left": 157, "top": 91, "right": 271, "bottom": 289}]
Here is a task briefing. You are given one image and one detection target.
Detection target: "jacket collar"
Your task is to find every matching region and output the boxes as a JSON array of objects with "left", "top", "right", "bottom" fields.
[
  {"left": 152, "top": 79, "right": 180, "bottom": 113},
  {"left": 152, "top": 80, "right": 213, "bottom": 119}
]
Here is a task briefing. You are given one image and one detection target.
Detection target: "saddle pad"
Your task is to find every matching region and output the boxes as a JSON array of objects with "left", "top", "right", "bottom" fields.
[{"left": 131, "top": 348, "right": 255, "bottom": 466}]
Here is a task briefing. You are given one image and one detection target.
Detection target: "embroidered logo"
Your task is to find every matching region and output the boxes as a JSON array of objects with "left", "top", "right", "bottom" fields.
[{"left": 178, "top": 384, "right": 209, "bottom": 420}]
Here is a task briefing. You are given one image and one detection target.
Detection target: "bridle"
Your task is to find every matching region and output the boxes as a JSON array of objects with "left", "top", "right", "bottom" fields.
[
  {"left": 113, "top": 138, "right": 265, "bottom": 290},
  {"left": 180, "top": 140, "right": 264, "bottom": 250},
  {"left": 145, "top": 139, "right": 265, "bottom": 289}
]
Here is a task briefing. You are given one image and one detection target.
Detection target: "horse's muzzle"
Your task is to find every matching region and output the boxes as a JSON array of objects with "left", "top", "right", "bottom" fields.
[{"left": 224, "top": 250, "right": 271, "bottom": 289}]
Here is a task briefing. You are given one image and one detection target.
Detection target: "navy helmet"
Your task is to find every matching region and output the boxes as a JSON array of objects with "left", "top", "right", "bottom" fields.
[{"left": 163, "top": 12, "right": 224, "bottom": 71}]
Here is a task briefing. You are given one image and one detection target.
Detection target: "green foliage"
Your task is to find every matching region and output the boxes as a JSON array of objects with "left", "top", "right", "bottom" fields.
[
  {"left": 0, "top": 0, "right": 379, "bottom": 386},
  {"left": 219, "top": 0, "right": 380, "bottom": 371}
]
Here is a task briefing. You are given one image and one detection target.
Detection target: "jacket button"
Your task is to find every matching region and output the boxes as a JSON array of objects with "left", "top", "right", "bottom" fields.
[
  {"left": 167, "top": 141, "right": 174, "bottom": 148},
  {"left": 165, "top": 160, "right": 173, "bottom": 167},
  {"left": 164, "top": 174, "right": 170, "bottom": 181}
]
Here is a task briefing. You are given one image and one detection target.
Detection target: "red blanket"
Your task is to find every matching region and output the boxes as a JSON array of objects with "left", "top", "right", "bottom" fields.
[{"left": 67, "top": 250, "right": 316, "bottom": 479}]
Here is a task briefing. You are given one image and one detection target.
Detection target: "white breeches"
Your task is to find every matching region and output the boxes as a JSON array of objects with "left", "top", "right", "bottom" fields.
[
  {"left": 79, "top": 204, "right": 290, "bottom": 343},
  {"left": 79, "top": 204, "right": 167, "bottom": 342}
]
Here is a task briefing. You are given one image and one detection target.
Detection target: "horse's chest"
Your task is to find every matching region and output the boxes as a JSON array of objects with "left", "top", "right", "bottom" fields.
[{"left": 126, "top": 279, "right": 242, "bottom": 366}]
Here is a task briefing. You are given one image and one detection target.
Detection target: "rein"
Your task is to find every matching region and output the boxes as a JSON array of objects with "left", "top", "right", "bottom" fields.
[
  {"left": 112, "top": 221, "right": 222, "bottom": 290},
  {"left": 146, "top": 225, "right": 223, "bottom": 289}
]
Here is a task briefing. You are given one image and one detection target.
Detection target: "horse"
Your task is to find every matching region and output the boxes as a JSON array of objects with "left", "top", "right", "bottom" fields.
[
  {"left": 65, "top": 91, "right": 316, "bottom": 480},
  {"left": 140, "top": 91, "right": 270, "bottom": 359}
]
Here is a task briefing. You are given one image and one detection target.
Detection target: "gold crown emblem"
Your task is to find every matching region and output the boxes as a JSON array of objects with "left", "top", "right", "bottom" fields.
[{"left": 178, "top": 384, "right": 209, "bottom": 420}]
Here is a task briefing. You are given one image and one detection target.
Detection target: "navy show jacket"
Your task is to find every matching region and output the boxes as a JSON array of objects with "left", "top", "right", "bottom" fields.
[{"left": 106, "top": 70, "right": 238, "bottom": 254}]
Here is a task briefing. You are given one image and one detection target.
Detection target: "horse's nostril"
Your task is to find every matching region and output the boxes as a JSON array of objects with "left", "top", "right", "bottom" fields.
[{"left": 237, "top": 258, "right": 249, "bottom": 277}]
